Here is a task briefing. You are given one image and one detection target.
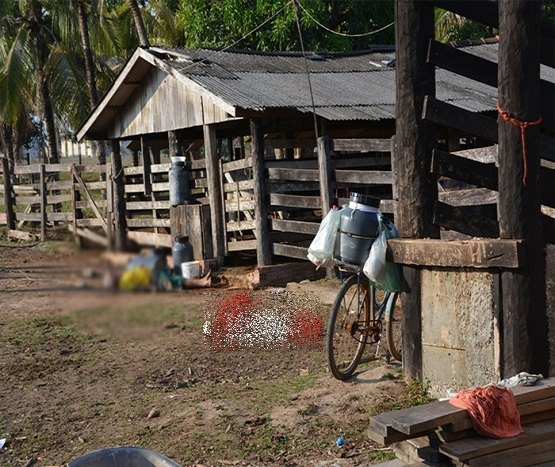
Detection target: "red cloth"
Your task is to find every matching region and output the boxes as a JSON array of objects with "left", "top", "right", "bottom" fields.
[{"left": 449, "top": 385, "right": 523, "bottom": 438}]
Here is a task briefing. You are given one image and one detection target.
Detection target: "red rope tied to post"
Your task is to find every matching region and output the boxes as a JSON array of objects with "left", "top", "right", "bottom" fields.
[{"left": 496, "top": 100, "right": 542, "bottom": 186}]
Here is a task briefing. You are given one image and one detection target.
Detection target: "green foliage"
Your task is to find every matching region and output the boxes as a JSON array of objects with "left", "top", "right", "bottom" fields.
[{"left": 177, "top": 0, "right": 394, "bottom": 52}]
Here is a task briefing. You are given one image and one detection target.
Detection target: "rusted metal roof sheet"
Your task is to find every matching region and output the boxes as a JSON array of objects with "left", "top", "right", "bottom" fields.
[{"left": 152, "top": 43, "right": 514, "bottom": 122}]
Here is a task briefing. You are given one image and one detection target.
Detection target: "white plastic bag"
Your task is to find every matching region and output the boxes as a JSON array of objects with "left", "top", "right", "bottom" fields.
[
  {"left": 307, "top": 207, "right": 342, "bottom": 269},
  {"left": 363, "top": 214, "right": 401, "bottom": 292}
]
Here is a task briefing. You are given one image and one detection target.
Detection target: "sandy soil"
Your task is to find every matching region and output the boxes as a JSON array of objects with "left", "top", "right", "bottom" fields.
[{"left": 0, "top": 241, "right": 407, "bottom": 466}]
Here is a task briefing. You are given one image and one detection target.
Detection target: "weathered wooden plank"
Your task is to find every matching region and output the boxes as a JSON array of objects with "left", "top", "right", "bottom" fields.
[
  {"left": 267, "top": 181, "right": 320, "bottom": 193},
  {"left": 13, "top": 164, "right": 42, "bottom": 175},
  {"left": 254, "top": 262, "right": 326, "bottom": 288},
  {"left": 427, "top": 39, "right": 555, "bottom": 133},
  {"left": 72, "top": 167, "right": 108, "bottom": 233},
  {"left": 271, "top": 243, "right": 308, "bottom": 260},
  {"left": 466, "top": 438, "right": 555, "bottom": 467},
  {"left": 47, "top": 212, "right": 74, "bottom": 222},
  {"left": 223, "top": 179, "right": 254, "bottom": 193},
  {"left": 67, "top": 224, "right": 108, "bottom": 247},
  {"left": 388, "top": 238, "right": 525, "bottom": 268},
  {"left": 264, "top": 139, "right": 316, "bottom": 150},
  {"left": 333, "top": 138, "right": 391, "bottom": 152},
  {"left": 127, "top": 218, "right": 171, "bottom": 228},
  {"left": 150, "top": 163, "right": 171, "bottom": 173},
  {"left": 15, "top": 212, "right": 41, "bottom": 221},
  {"left": 383, "top": 378, "right": 555, "bottom": 437},
  {"left": 423, "top": 96, "right": 497, "bottom": 143},
  {"left": 76, "top": 218, "right": 104, "bottom": 227},
  {"left": 423, "top": 96, "right": 554, "bottom": 162},
  {"left": 335, "top": 170, "right": 393, "bottom": 185},
  {"left": 267, "top": 167, "right": 319, "bottom": 182},
  {"left": 226, "top": 220, "right": 257, "bottom": 232},
  {"left": 271, "top": 218, "right": 320, "bottom": 235},
  {"left": 222, "top": 157, "right": 253, "bottom": 172},
  {"left": 127, "top": 230, "right": 172, "bottom": 248},
  {"left": 439, "top": 188, "right": 497, "bottom": 207},
  {"left": 15, "top": 195, "right": 41, "bottom": 205},
  {"left": 440, "top": 419, "right": 555, "bottom": 462},
  {"left": 433, "top": 201, "right": 499, "bottom": 238},
  {"left": 47, "top": 194, "right": 73, "bottom": 205},
  {"left": 269, "top": 193, "right": 321, "bottom": 209},
  {"left": 224, "top": 199, "right": 255, "bottom": 212},
  {"left": 227, "top": 239, "right": 257, "bottom": 251},
  {"left": 432, "top": 149, "right": 497, "bottom": 190},
  {"left": 124, "top": 166, "right": 144, "bottom": 176},
  {"left": 126, "top": 200, "right": 169, "bottom": 210}
]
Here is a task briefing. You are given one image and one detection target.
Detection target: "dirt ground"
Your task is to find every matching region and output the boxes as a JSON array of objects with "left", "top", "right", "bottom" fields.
[{"left": 0, "top": 240, "right": 418, "bottom": 467}]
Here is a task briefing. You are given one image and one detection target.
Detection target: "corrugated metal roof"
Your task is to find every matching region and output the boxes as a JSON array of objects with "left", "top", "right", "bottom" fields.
[{"left": 152, "top": 42, "right": 526, "bottom": 122}]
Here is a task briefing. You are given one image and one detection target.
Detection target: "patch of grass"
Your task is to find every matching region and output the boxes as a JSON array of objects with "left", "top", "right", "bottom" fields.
[
  {"left": 368, "top": 379, "right": 433, "bottom": 416},
  {"left": 1, "top": 315, "right": 83, "bottom": 351},
  {"left": 367, "top": 449, "right": 397, "bottom": 462}
]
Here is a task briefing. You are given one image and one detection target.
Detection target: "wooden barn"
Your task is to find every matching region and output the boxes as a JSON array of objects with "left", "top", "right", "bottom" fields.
[{"left": 75, "top": 39, "right": 532, "bottom": 275}]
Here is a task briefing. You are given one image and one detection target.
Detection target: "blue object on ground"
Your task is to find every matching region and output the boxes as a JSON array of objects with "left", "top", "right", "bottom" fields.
[{"left": 336, "top": 436, "right": 345, "bottom": 447}]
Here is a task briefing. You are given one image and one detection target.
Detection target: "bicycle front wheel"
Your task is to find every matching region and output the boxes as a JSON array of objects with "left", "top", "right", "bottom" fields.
[
  {"left": 326, "top": 274, "right": 371, "bottom": 380},
  {"left": 386, "top": 292, "right": 402, "bottom": 362}
]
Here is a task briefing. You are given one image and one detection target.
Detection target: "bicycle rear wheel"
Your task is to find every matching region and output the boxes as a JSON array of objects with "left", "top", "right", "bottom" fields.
[
  {"left": 386, "top": 292, "right": 402, "bottom": 362},
  {"left": 326, "top": 274, "right": 371, "bottom": 380}
]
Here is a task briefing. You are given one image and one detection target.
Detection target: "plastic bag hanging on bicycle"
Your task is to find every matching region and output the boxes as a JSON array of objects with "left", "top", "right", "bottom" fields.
[
  {"left": 307, "top": 207, "right": 342, "bottom": 269},
  {"left": 363, "top": 214, "right": 401, "bottom": 292}
]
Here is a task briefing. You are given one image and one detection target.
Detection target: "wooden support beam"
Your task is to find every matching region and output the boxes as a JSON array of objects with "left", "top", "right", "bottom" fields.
[
  {"left": 498, "top": 0, "right": 547, "bottom": 376},
  {"left": 434, "top": 201, "right": 499, "bottom": 238},
  {"left": 1, "top": 156, "right": 15, "bottom": 230},
  {"left": 427, "top": 40, "right": 555, "bottom": 132},
  {"left": 317, "top": 136, "right": 335, "bottom": 215},
  {"left": 203, "top": 124, "right": 225, "bottom": 259},
  {"left": 423, "top": 96, "right": 554, "bottom": 162},
  {"left": 250, "top": 118, "right": 272, "bottom": 266},
  {"left": 388, "top": 238, "right": 525, "bottom": 269},
  {"left": 72, "top": 167, "right": 108, "bottom": 233},
  {"left": 111, "top": 141, "right": 127, "bottom": 251},
  {"left": 39, "top": 164, "right": 47, "bottom": 241},
  {"left": 141, "top": 136, "right": 152, "bottom": 196},
  {"left": 168, "top": 130, "right": 179, "bottom": 156},
  {"left": 394, "top": 0, "right": 438, "bottom": 380},
  {"left": 432, "top": 149, "right": 497, "bottom": 190}
]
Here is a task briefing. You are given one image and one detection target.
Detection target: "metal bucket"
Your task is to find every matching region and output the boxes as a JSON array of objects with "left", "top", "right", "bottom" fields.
[{"left": 68, "top": 446, "right": 181, "bottom": 467}]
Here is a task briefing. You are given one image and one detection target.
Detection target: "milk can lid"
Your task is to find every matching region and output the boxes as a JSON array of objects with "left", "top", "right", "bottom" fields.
[{"left": 349, "top": 192, "right": 380, "bottom": 208}]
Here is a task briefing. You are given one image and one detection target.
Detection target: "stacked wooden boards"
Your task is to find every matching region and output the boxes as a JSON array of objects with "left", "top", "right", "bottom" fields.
[{"left": 368, "top": 377, "right": 555, "bottom": 466}]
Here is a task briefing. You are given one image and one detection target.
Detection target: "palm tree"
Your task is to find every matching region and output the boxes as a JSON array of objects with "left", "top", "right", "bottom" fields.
[{"left": 128, "top": 0, "right": 149, "bottom": 47}]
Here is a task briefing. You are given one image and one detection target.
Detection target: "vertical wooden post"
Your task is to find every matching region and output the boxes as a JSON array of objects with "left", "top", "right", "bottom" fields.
[
  {"left": 131, "top": 149, "right": 139, "bottom": 167},
  {"left": 317, "top": 136, "right": 334, "bottom": 216},
  {"left": 141, "top": 136, "right": 151, "bottom": 196},
  {"left": 395, "top": 0, "right": 438, "bottom": 380},
  {"left": 203, "top": 124, "right": 225, "bottom": 260},
  {"left": 390, "top": 136, "right": 399, "bottom": 222},
  {"left": 70, "top": 164, "right": 80, "bottom": 246},
  {"left": 168, "top": 130, "right": 179, "bottom": 156},
  {"left": 250, "top": 118, "right": 272, "bottom": 266},
  {"left": 498, "top": 0, "right": 546, "bottom": 376},
  {"left": 111, "top": 140, "right": 127, "bottom": 251},
  {"left": 39, "top": 164, "right": 47, "bottom": 241},
  {"left": 105, "top": 162, "right": 114, "bottom": 249},
  {"left": 1, "top": 156, "right": 15, "bottom": 230}
]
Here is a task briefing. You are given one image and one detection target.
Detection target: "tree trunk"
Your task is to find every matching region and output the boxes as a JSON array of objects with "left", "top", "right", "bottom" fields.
[
  {"left": 128, "top": 0, "right": 149, "bottom": 48},
  {"left": 36, "top": 64, "right": 59, "bottom": 164}
]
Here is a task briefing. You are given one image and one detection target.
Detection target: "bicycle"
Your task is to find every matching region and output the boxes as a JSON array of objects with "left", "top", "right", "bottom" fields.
[{"left": 326, "top": 260, "right": 402, "bottom": 380}]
